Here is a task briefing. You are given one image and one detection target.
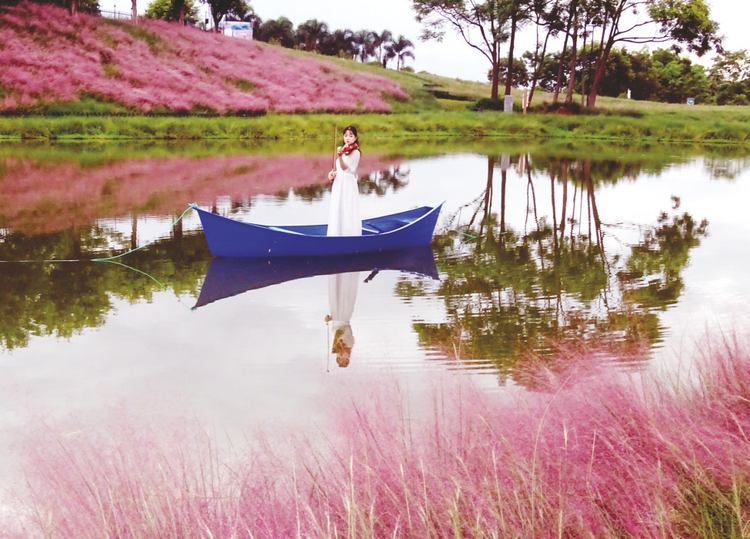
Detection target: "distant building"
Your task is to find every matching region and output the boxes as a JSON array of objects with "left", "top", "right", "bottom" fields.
[{"left": 219, "top": 21, "right": 253, "bottom": 40}]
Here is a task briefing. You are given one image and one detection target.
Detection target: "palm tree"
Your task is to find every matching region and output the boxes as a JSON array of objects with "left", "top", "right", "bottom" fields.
[
  {"left": 256, "top": 17, "right": 295, "bottom": 48},
  {"left": 317, "top": 29, "right": 356, "bottom": 58},
  {"left": 371, "top": 30, "right": 393, "bottom": 66},
  {"left": 295, "top": 19, "right": 329, "bottom": 53},
  {"left": 386, "top": 35, "right": 414, "bottom": 70},
  {"left": 353, "top": 30, "right": 377, "bottom": 62}
]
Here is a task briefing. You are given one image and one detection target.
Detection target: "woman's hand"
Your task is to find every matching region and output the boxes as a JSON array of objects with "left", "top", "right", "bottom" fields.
[
  {"left": 336, "top": 146, "right": 344, "bottom": 157},
  {"left": 328, "top": 170, "right": 337, "bottom": 182}
]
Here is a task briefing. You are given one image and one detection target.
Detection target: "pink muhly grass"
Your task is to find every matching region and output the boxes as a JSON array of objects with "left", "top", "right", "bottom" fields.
[
  {"left": 0, "top": 3, "right": 407, "bottom": 113},
  {"left": 7, "top": 337, "right": 750, "bottom": 538}
]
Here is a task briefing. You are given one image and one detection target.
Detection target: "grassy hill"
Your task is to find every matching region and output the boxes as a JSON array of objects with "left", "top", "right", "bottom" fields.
[
  {"left": 3, "top": 2, "right": 750, "bottom": 144},
  {"left": 0, "top": 2, "right": 411, "bottom": 115}
]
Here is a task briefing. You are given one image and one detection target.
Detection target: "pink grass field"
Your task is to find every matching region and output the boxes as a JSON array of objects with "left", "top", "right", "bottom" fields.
[
  {"left": 0, "top": 3, "right": 407, "bottom": 114},
  {"left": 3, "top": 337, "right": 750, "bottom": 538},
  {"left": 0, "top": 152, "right": 403, "bottom": 233}
]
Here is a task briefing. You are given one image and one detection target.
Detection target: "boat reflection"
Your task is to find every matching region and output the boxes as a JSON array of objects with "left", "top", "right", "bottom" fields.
[{"left": 193, "top": 245, "right": 439, "bottom": 309}]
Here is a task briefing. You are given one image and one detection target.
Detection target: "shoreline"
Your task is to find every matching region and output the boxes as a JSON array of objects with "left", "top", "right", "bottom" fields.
[{"left": 2, "top": 110, "right": 750, "bottom": 144}]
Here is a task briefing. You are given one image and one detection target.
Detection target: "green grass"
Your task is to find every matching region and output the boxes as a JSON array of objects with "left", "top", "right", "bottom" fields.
[
  {"left": 3, "top": 106, "right": 750, "bottom": 144},
  {"left": 3, "top": 44, "right": 750, "bottom": 144}
]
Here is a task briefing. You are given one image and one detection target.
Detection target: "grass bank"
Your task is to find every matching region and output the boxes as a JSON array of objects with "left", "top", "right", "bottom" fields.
[
  {"left": 3, "top": 106, "right": 750, "bottom": 144},
  {"left": 7, "top": 337, "right": 750, "bottom": 538}
]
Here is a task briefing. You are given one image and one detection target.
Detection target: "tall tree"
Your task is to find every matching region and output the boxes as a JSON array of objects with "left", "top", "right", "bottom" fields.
[
  {"left": 145, "top": 0, "right": 199, "bottom": 24},
  {"left": 525, "top": 0, "right": 565, "bottom": 105},
  {"left": 412, "top": 0, "right": 510, "bottom": 99},
  {"left": 371, "top": 30, "right": 393, "bottom": 65},
  {"left": 201, "top": 0, "right": 246, "bottom": 32},
  {"left": 584, "top": 0, "right": 720, "bottom": 106},
  {"left": 295, "top": 19, "right": 329, "bottom": 53},
  {"left": 499, "top": 0, "right": 534, "bottom": 97},
  {"left": 255, "top": 16, "right": 295, "bottom": 47},
  {"left": 353, "top": 30, "right": 378, "bottom": 62},
  {"left": 386, "top": 35, "right": 415, "bottom": 70}
]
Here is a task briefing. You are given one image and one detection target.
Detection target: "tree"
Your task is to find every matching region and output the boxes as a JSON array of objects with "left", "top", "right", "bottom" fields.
[
  {"left": 525, "top": 0, "right": 566, "bottom": 105},
  {"left": 489, "top": 56, "right": 529, "bottom": 86},
  {"left": 320, "top": 29, "right": 356, "bottom": 57},
  {"left": 412, "top": 0, "right": 510, "bottom": 99},
  {"left": 353, "top": 30, "right": 378, "bottom": 62},
  {"left": 201, "top": 0, "right": 247, "bottom": 32},
  {"left": 145, "top": 0, "right": 199, "bottom": 24},
  {"left": 652, "top": 48, "right": 709, "bottom": 103},
  {"left": 371, "top": 30, "right": 393, "bottom": 65},
  {"left": 584, "top": 0, "right": 720, "bottom": 106},
  {"left": 295, "top": 19, "right": 329, "bottom": 53},
  {"left": 708, "top": 50, "right": 750, "bottom": 105},
  {"left": 498, "top": 0, "right": 534, "bottom": 97},
  {"left": 386, "top": 35, "right": 415, "bottom": 70},
  {"left": 255, "top": 16, "right": 295, "bottom": 47}
]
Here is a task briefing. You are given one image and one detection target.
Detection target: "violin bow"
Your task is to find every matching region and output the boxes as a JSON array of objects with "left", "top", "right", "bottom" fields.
[{"left": 332, "top": 124, "right": 337, "bottom": 169}]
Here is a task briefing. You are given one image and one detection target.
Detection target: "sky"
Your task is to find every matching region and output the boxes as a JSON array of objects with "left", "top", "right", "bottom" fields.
[{"left": 101, "top": 0, "right": 750, "bottom": 82}]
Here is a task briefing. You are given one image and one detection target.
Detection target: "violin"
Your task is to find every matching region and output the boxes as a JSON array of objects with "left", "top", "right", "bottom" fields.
[{"left": 337, "top": 142, "right": 360, "bottom": 156}]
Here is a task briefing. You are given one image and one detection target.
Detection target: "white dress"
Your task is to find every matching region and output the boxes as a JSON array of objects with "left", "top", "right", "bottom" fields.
[{"left": 327, "top": 149, "right": 361, "bottom": 236}]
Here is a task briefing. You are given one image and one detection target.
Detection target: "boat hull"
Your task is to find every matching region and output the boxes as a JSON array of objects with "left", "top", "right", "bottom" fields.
[{"left": 193, "top": 204, "right": 443, "bottom": 258}]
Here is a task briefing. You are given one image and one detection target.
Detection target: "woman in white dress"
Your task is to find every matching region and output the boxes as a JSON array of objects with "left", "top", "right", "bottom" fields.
[{"left": 327, "top": 125, "right": 361, "bottom": 236}]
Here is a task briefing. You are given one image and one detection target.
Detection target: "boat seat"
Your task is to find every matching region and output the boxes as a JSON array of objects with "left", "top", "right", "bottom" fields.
[
  {"left": 362, "top": 218, "right": 410, "bottom": 234},
  {"left": 268, "top": 226, "right": 305, "bottom": 235}
]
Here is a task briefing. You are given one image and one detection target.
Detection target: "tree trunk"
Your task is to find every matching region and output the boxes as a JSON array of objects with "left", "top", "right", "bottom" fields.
[
  {"left": 504, "top": 11, "right": 517, "bottom": 96},
  {"left": 564, "top": 15, "right": 579, "bottom": 104},
  {"left": 579, "top": 24, "right": 588, "bottom": 106},
  {"left": 500, "top": 166, "right": 507, "bottom": 234},
  {"left": 554, "top": 0, "right": 576, "bottom": 102},
  {"left": 587, "top": 40, "right": 614, "bottom": 107},
  {"left": 213, "top": 10, "right": 221, "bottom": 33},
  {"left": 491, "top": 51, "right": 500, "bottom": 100},
  {"left": 559, "top": 162, "right": 568, "bottom": 235},
  {"left": 480, "top": 156, "right": 495, "bottom": 240},
  {"left": 528, "top": 26, "right": 552, "bottom": 106},
  {"left": 553, "top": 32, "right": 569, "bottom": 102},
  {"left": 131, "top": 0, "right": 137, "bottom": 22},
  {"left": 587, "top": 3, "right": 621, "bottom": 107}
]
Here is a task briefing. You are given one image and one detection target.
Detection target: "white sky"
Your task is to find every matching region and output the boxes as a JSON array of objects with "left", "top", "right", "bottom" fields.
[{"left": 101, "top": 0, "right": 750, "bottom": 82}]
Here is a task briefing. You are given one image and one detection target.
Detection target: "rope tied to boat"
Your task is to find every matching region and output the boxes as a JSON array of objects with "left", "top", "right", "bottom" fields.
[
  {"left": 0, "top": 204, "right": 196, "bottom": 264},
  {"left": 91, "top": 204, "right": 195, "bottom": 262}
]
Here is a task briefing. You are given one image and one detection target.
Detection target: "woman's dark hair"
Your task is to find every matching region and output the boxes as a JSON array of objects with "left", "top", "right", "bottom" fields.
[{"left": 343, "top": 125, "right": 358, "bottom": 142}]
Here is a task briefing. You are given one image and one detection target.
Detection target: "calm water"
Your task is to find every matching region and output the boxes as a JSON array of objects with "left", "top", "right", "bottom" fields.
[{"left": 2, "top": 142, "right": 750, "bottom": 452}]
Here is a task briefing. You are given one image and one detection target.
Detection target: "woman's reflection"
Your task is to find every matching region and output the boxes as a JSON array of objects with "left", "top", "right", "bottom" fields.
[{"left": 328, "top": 271, "right": 360, "bottom": 368}]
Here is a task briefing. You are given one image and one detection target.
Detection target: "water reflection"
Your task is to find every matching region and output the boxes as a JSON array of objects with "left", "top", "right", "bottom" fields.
[
  {"left": 0, "top": 227, "right": 210, "bottom": 350},
  {"left": 417, "top": 153, "right": 710, "bottom": 379},
  {"left": 0, "top": 141, "right": 742, "bottom": 385},
  {"left": 194, "top": 247, "right": 438, "bottom": 308},
  {"left": 328, "top": 272, "right": 359, "bottom": 368}
]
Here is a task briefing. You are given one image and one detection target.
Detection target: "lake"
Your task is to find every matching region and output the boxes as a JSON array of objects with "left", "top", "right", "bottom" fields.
[{"left": 2, "top": 141, "right": 750, "bottom": 475}]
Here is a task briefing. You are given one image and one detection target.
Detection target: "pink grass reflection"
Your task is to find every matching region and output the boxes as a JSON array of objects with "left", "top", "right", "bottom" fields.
[{"left": 0, "top": 152, "right": 403, "bottom": 234}]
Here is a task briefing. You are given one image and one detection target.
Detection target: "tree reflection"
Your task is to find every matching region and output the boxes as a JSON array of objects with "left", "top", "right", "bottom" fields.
[
  {"left": 288, "top": 164, "right": 411, "bottom": 202},
  {"left": 411, "top": 154, "right": 708, "bottom": 385},
  {"left": 0, "top": 226, "right": 210, "bottom": 350}
]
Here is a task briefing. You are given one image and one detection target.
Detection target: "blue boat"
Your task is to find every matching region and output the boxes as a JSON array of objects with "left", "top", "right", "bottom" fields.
[
  {"left": 192, "top": 203, "right": 443, "bottom": 258},
  {"left": 193, "top": 245, "right": 438, "bottom": 308}
]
